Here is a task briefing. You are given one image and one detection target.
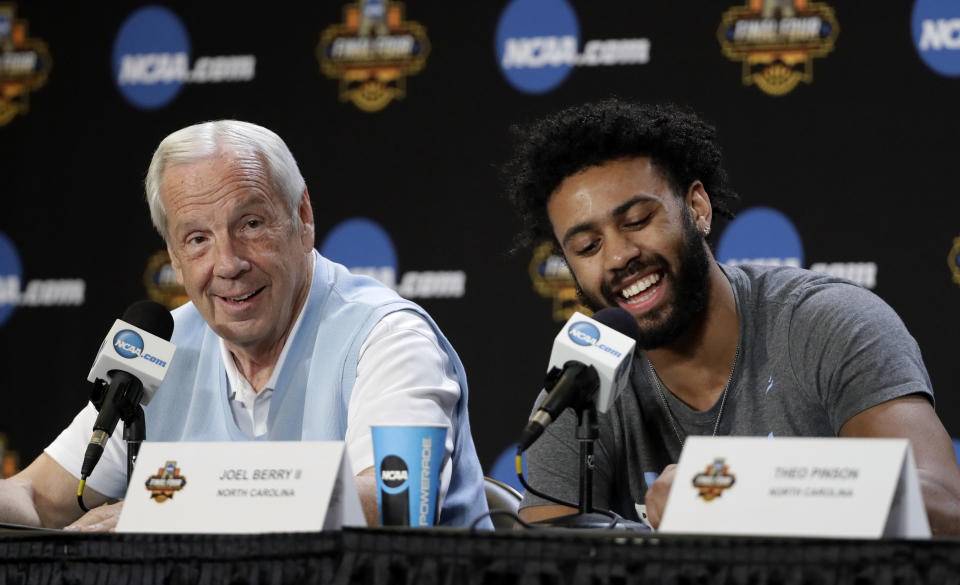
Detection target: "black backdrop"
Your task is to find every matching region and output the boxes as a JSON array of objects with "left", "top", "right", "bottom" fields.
[{"left": 2, "top": 1, "right": 959, "bottom": 484}]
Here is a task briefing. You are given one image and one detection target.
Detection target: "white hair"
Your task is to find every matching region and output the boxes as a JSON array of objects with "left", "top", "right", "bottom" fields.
[{"left": 145, "top": 120, "right": 306, "bottom": 240}]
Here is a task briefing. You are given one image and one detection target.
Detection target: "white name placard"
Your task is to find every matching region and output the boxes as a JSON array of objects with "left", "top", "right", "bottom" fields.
[
  {"left": 658, "top": 436, "right": 930, "bottom": 539},
  {"left": 116, "top": 441, "right": 365, "bottom": 533}
]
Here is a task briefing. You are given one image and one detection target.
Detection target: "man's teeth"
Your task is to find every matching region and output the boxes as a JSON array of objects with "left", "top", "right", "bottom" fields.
[
  {"left": 621, "top": 273, "right": 662, "bottom": 299},
  {"left": 226, "top": 291, "right": 256, "bottom": 301}
]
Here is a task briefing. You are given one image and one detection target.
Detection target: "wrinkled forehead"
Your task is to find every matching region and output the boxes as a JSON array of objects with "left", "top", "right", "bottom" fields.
[
  {"left": 161, "top": 154, "right": 284, "bottom": 221},
  {"left": 163, "top": 148, "right": 275, "bottom": 194}
]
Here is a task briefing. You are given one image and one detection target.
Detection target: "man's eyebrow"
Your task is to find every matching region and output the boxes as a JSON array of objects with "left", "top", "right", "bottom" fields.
[
  {"left": 172, "top": 218, "right": 204, "bottom": 239},
  {"left": 560, "top": 195, "right": 656, "bottom": 247},
  {"left": 561, "top": 221, "right": 597, "bottom": 248},
  {"left": 171, "top": 193, "right": 272, "bottom": 237},
  {"left": 611, "top": 195, "right": 656, "bottom": 217}
]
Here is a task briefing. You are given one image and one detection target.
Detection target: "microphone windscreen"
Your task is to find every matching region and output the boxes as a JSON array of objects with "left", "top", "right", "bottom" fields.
[
  {"left": 122, "top": 300, "right": 175, "bottom": 341},
  {"left": 592, "top": 307, "right": 641, "bottom": 342}
]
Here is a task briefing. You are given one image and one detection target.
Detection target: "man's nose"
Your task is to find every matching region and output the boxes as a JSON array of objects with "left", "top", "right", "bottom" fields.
[
  {"left": 213, "top": 237, "right": 251, "bottom": 278},
  {"left": 603, "top": 231, "right": 639, "bottom": 272}
]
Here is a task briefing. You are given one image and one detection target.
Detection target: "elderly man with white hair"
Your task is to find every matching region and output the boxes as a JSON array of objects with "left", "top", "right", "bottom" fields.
[{"left": 0, "top": 120, "right": 490, "bottom": 531}]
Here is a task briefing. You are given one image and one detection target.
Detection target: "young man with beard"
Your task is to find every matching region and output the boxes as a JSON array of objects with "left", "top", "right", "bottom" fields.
[{"left": 506, "top": 99, "right": 960, "bottom": 535}]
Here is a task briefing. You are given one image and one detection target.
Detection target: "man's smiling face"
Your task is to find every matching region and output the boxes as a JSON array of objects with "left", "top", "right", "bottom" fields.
[
  {"left": 547, "top": 156, "right": 712, "bottom": 349},
  {"left": 162, "top": 149, "right": 314, "bottom": 356}
]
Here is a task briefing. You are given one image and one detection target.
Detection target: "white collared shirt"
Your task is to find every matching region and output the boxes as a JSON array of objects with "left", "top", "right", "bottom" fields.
[{"left": 219, "top": 308, "right": 459, "bottom": 485}]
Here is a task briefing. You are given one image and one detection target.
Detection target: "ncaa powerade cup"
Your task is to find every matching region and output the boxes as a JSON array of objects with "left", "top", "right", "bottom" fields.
[{"left": 371, "top": 425, "right": 447, "bottom": 526}]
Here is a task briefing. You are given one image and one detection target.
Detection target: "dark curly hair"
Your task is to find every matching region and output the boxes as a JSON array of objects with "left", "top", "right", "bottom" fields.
[{"left": 504, "top": 98, "right": 739, "bottom": 251}]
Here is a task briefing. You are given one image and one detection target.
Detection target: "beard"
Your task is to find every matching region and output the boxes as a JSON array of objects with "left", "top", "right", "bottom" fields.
[{"left": 574, "top": 212, "right": 712, "bottom": 349}]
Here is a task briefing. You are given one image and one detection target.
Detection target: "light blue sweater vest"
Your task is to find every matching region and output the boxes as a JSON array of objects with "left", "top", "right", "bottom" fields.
[{"left": 143, "top": 253, "right": 491, "bottom": 528}]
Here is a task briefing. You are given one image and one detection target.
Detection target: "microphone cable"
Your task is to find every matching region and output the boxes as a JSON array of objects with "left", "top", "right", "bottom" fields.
[
  {"left": 515, "top": 448, "right": 577, "bottom": 509},
  {"left": 77, "top": 476, "right": 91, "bottom": 513}
]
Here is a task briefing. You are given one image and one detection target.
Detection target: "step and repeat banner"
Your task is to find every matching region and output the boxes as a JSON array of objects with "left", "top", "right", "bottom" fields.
[{"left": 1, "top": 1, "right": 959, "bottom": 486}]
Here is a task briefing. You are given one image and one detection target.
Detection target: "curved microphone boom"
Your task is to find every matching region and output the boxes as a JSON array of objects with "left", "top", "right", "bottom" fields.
[
  {"left": 80, "top": 301, "right": 176, "bottom": 480},
  {"left": 518, "top": 307, "right": 640, "bottom": 452}
]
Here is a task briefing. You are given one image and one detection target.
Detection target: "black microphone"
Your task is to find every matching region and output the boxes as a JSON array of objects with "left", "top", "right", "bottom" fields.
[
  {"left": 80, "top": 301, "right": 175, "bottom": 480},
  {"left": 518, "top": 362, "right": 599, "bottom": 452},
  {"left": 518, "top": 308, "right": 640, "bottom": 452}
]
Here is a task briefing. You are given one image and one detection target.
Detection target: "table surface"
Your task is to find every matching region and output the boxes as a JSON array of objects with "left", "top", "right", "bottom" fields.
[{"left": 2, "top": 526, "right": 959, "bottom": 584}]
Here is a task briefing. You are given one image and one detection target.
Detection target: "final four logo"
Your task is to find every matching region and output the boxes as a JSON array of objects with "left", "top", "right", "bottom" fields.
[
  {"left": 948, "top": 237, "right": 960, "bottom": 287},
  {"left": 145, "top": 461, "right": 187, "bottom": 503},
  {"left": 529, "top": 241, "right": 590, "bottom": 322},
  {"left": 0, "top": 4, "right": 52, "bottom": 126},
  {"left": 143, "top": 251, "right": 190, "bottom": 310},
  {"left": 692, "top": 458, "right": 736, "bottom": 501},
  {"left": 317, "top": 0, "right": 430, "bottom": 112},
  {"left": 718, "top": 0, "right": 839, "bottom": 96}
]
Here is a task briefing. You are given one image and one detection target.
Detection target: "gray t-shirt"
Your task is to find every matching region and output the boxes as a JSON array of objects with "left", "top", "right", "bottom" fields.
[{"left": 520, "top": 264, "right": 934, "bottom": 521}]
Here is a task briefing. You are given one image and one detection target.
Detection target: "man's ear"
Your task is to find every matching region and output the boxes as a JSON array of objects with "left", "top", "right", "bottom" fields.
[
  {"left": 686, "top": 181, "right": 713, "bottom": 232},
  {"left": 166, "top": 244, "right": 184, "bottom": 286},
  {"left": 297, "top": 188, "right": 315, "bottom": 251}
]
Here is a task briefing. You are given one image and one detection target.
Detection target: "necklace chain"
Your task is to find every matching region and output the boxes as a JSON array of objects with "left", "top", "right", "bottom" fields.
[{"left": 647, "top": 342, "right": 741, "bottom": 448}]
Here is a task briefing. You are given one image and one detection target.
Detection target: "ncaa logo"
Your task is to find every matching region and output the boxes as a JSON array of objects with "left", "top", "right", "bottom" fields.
[
  {"left": 717, "top": 207, "right": 804, "bottom": 268},
  {"left": 380, "top": 454, "right": 409, "bottom": 491},
  {"left": 320, "top": 218, "right": 466, "bottom": 299},
  {"left": 0, "top": 230, "right": 85, "bottom": 326},
  {"left": 912, "top": 0, "right": 960, "bottom": 76},
  {"left": 113, "top": 329, "right": 144, "bottom": 359},
  {"left": 0, "top": 231, "right": 22, "bottom": 326},
  {"left": 568, "top": 321, "right": 600, "bottom": 346},
  {"left": 495, "top": 0, "right": 650, "bottom": 95},
  {"left": 495, "top": 0, "right": 579, "bottom": 94},
  {"left": 717, "top": 206, "right": 878, "bottom": 288},
  {"left": 322, "top": 218, "right": 398, "bottom": 287},
  {"left": 112, "top": 5, "right": 256, "bottom": 110},
  {"left": 112, "top": 6, "right": 190, "bottom": 109}
]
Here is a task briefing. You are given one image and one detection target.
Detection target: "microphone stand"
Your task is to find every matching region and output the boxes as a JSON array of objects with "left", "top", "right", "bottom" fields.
[
  {"left": 522, "top": 364, "right": 649, "bottom": 531},
  {"left": 535, "top": 405, "right": 622, "bottom": 529},
  {"left": 532, "top": 399, "right": 648, "bottom": 531},
  {"left": 121, "top": 406, "right": 145, "bottom": 489}
]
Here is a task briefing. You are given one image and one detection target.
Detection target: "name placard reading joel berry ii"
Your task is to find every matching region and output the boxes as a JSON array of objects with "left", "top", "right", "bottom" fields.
[{"left": 117, "top": 441, "right": 365, "bottom": 533}]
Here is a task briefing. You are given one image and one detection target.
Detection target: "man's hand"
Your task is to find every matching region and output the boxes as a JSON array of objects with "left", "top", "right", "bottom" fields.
[
  {"left": 64, "top": 502, "right": 123, "bottom": 533},
  {"left": 644, "top": 464, "right": 676, "bottom": 529}
]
